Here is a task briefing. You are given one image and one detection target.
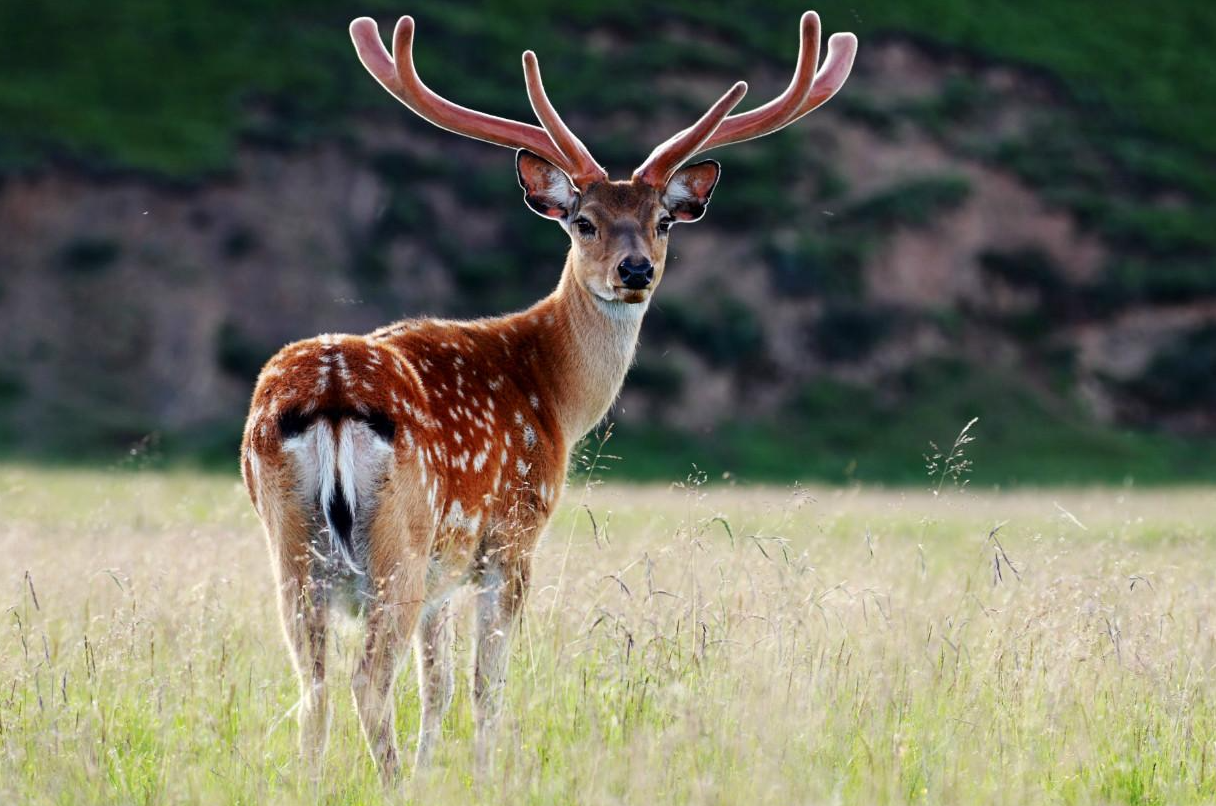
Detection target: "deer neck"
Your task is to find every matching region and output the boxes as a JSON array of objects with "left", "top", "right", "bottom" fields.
[{"left": 520, "top": 255, "right": 647, "bottom": 446}]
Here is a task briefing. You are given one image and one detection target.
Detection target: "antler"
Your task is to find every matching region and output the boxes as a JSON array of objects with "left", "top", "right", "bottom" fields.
[
  {"left": 350, "top": 16, "right": 608, "bottom": 187},
  {"left": 633, "top": 11, "right": 857, "bottom": 188}
]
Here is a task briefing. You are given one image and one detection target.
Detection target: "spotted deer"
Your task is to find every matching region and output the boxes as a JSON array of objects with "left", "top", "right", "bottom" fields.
[{"left": 240, "top": 11, "right": 855, "bottom": 780}]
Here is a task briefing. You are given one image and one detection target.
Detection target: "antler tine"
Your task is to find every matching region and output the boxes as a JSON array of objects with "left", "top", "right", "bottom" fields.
[
  {"left": 523, "top": 51, "right": 608, "bottom": 187},
  {"left": 780, "top": 31, "right": 858, "bottom": 127},
  {"left": 633, "top": 81, "right": 749, "bottom": 188},
  {"left": 696, "top": 10, "right": 822, "bottom": 153},
  {"left": 349, "top": 17, "right": 576, "bottom": 178},
  {"left": 696, "top": 25, "right": 857, "bottom": 156},
  {"left": 632, "top": 12, "right": 857, "bottom": 180}
]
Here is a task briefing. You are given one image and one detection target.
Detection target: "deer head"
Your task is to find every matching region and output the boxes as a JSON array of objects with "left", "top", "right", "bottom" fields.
[{"left": 350, "top": 12, "right": 856, "bottom": 307}]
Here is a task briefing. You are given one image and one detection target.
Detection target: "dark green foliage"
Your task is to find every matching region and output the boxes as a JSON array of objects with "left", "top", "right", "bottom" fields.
[
  {"left": 215, "top": 321, "right": 270, "bottom": 383},
  {"left": 350, "top": 244, "right": 391, "bottom": 285},
  {"left": 221, "top": 227, "right": 258, "bottom": 259},
  {"left": 919, "top": 75, "right": 991, "bottom": 126},
  {"left": 0, "top": 370, "right": 24, "bottom": 409},
  {"left": 833, "top": 94, "right": 900, "bottom": 137},
  {"left": 980, "top": 248, "right": 1066, "bottom": 292},
  {"left": 626, "top": 356, "right": 686, "bottom": 399},
  {"left": 812, "top": 305, "right": 892, "bottom": 362},
  {"left": 1092, "top": 260, "right": 1216, "bottom": 307},
  {"left": 763, "top": 235, "right": 866, "bottom": 299},
  {"left": 59, "top": 238, "right": 121, "bottom": 273},
  {"left": 844, "top": 176, "right": 971, "bottom": 229},
  {"left": 369, "top": 149, "right": 458, "bottom": 184},
  {"left": 1070, "top": 198, "right": 1216, "bottom": 259},
  {"left": 877, "top": 75, "right": 997, "bottom": 139},
  {"left": 607, "top": 360, "right": 1216, "bottom": 486},
  {"left": 655, "top": 296, "right": 765, "bottom": 368},
  {"left": 1122, "top": 326, "right": 1216, "bottom": 413},
  {"left": 3, "top": 0, "right": 1214, "bottom": 184},
  {"left": 373, "top": 193, "right": 431, "bottom": 239}
]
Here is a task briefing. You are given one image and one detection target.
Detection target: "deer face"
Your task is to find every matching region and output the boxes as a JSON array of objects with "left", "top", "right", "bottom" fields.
[{"left": 516, "top": 151, "right": 721, "bottom": 305}]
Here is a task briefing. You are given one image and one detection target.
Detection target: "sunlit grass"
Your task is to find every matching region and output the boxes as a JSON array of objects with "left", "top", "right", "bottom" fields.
[{"left": 3, "top": 464, "right": 1216, "bottom": 804}]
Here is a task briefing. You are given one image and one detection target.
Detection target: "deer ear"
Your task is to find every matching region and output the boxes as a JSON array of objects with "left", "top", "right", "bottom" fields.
[
  {"left": 516, "top": 150, "right": 579, "bottom": 220},
  {"left": 662, "top": 159, "right": 721, "bottom": 222}
]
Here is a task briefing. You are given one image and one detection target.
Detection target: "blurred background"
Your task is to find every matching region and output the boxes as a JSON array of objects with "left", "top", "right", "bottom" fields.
[{"left": 1, "top": 0, "right": 1214, "bottom": 485}]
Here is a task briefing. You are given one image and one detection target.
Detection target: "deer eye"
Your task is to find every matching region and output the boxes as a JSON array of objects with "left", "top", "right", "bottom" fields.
[
  {"left": 656, "top": 217, "right": 673, "bottom": 236},
  {"left": 573, "top": 217, "right": 597, "bottom": 238}
]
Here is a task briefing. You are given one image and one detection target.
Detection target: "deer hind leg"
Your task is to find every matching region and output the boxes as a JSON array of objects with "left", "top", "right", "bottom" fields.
[
  {"left": 472, "top": 553, "right": 532, "bottom": 776},
  {"left": 350, "top": 474, "right": 431, "bottom": 782},
  {"left": 413, "top": 598, "right": 456, "bottom": 768},
  {"left": 262, "top": 491, "right": 332, "bottom": 766}
]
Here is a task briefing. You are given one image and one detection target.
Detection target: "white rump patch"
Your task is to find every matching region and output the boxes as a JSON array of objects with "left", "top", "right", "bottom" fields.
[{"left": 283, "top": 417, "right": 394, "bottom": 573}]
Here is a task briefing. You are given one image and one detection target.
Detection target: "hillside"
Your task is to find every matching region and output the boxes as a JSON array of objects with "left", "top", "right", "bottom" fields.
[{"left": 1, "top": 1, "right": 1215, "bottom": 484}]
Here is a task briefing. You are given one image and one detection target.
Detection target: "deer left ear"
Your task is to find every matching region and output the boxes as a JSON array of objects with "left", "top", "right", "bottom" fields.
[
  {"left": 662, "top": 159, "right": 721, "bottom": 222},
  {"left": 516, "top": 149, "right": 580, "bottom": 220}
]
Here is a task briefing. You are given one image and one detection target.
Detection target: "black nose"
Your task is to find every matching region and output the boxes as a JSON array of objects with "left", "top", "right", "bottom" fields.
[{"left": 617, "top": 258, "right": 654, "bottom": 290}]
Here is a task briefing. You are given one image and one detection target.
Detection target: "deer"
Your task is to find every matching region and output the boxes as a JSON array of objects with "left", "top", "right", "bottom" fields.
[{"left": 240, "top": 10, "right": 855, "bottom": 781}]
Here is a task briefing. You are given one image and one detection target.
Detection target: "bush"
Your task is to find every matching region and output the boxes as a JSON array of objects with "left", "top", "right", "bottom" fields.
[
  {"left": 59, "top": 238, "right": 121, "bottom": 273},
  {"left": 1091, "top": 259, "right": 1216, "bottom": 306},
  {"left": 215, "top": 321, "right": 271, "bottom": 383},
  {"left": 1121, "top": 325, "right": 1216, "bottom": 413},
  {"left": 844, "top": 176, "right": 971, "bottom": 229},
  {"left": 657, "top": 296, "right": 765, "bottom": 368},
  {"left": 0, "top": 369, "right": 24, "bottom": 409},
  {"left": 979, "top": 248, "right": 1066, "bottom": 292},
  {"left": 626, "top": 355, "right": 686, "bottom": 399},
  {"left": 221, "top": 227, "right": 258, "bottom": 259},
  {"left": 812, "top": 305, "right": 892, "bottom": 362},
  {"left": 763, "top": 235, "right": 866, "bottom": 299}
]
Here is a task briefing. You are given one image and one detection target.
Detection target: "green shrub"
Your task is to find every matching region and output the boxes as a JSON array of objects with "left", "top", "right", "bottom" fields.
[
  {"left": 812, "top": 305, "right": 892, "bottom": 361},
  {"left": 626, "top": 356, "right": 686, "bottom": 399},
  {"left": 833, "top": 94, "right": 900, "bottom": 137},
  {"left": 221, "top": 227, "right": 258, "bottom": 259},
  {"left": 0, "top": 370, "right": 24, "bottom": 410},
  {"left": 215, "top": 321, "right": 271, "bottom": 383},
  {"left": 1092, "top": 259, "right": 1216, "bottom": 306},
  {"left": 763, "top": 234, "right": 866, "bottom": 299},
  {"left": 369, "top": 149, "right": 457, "bottom": 183},
  {"left": 657, "top": 296, "right": 765, "bottom": 368},
  {"left": 59, "top": 238, "right": 121, "bottom": 273},
  {"left": 844, "top": 176, "right": 971, "bottom": 229},
  {"left": 979, "top": 248, "right": 1066, "bottom": 292},
  {"left": 1121, "top": 326, "right": 1216, "bottom": 413},
  {"left": 350, "top": 244, "right": 391, "bottom": 285},
  {"left": 373, "top": 193, "right": 430, "bottom": 239}
]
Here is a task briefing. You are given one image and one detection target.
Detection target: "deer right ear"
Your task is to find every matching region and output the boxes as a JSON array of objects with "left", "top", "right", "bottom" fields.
[
  {"left": 662, "top": 160, "right": 721, "bottom": 223},
  {"left": 516, "top": 150, "right": 580, "bottom": 220}
]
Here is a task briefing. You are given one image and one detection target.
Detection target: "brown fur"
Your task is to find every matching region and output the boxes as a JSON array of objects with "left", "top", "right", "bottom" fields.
[
  {"left": 308, "top": 11, "right": 855, "bottom": 780},
  {"left": 241, "top": 176, "right": 705, "bottom": 780}
]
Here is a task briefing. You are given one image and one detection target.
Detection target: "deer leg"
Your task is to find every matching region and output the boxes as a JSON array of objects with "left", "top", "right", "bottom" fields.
[
  {"left": 472, "top": 556, "right": 531, "bottom": 776},
  {"left": 282, "top": 576, "right": 330, "bottom": 766},
  {"left": 413, "top": 598, "right": 456, "bottom": 768},
  {"left": 351, "top": 483, "right": 431, "bottom": 782},
  {"left": 351, "top": 558, "right": 427, "bottom": 782},
  {"left": 263, "top": 493, "right": 332, "bottom": 767}
]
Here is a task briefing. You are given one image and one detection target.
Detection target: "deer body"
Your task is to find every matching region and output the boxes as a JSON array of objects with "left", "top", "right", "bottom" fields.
[{"left": 241, "top": 9, "right": 854, "bottom": 781}]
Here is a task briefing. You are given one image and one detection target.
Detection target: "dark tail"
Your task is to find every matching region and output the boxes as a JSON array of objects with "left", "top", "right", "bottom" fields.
[
  {"left": 323, "top": 471, "right": 357, "bottom": 570},
  {"left": 280, "top": 412, "right": 394, "bottom": 576}
]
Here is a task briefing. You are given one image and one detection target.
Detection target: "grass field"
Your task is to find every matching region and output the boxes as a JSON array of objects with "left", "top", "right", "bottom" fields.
[{"left": 3, "top": 464, "right": 1216, "bottom": 804}]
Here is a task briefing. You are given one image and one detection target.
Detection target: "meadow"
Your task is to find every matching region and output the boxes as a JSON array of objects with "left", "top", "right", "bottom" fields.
[{"left": 2, "top": 461, "right": 1215, "bottom": 805}]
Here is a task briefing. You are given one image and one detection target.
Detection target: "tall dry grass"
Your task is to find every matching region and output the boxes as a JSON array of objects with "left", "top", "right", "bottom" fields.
[{"left": 2, "top": 464, "right": 1215, "bottom": 804}]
